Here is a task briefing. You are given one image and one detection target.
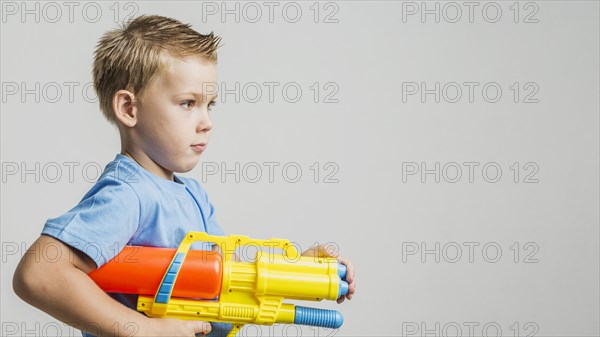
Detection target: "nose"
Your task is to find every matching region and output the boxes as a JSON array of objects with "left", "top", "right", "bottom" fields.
[{"left": 196, "top": 108, "right": 213, "bottom": 133}]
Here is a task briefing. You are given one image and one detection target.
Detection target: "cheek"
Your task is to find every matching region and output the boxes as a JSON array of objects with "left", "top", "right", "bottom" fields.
[
  {"left": 138, "top": 105, "right": 195, "bottom": 150},
  {"left": 163, "top": 123, "right": 194, "bottom": 151},
  {"left": 143, "top": 108, "right": 179, "bottom": 135}
]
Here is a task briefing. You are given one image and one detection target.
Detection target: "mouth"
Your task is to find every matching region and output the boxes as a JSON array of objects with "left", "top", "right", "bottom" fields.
[{"left": 191, "top": 143, "right": 207, "bottom": 152}]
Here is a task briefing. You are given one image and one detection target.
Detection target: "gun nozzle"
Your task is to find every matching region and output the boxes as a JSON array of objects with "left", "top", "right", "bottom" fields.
[
  {"left": 337, "top": 263, "right": 347, "bottom": 280},
  {"left": 338, "top": 280, "right": 349, "bottom": 298}
]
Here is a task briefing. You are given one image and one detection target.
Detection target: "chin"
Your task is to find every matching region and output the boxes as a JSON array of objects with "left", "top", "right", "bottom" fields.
[{"left": 176, "top": 159, "right": 201, "bottom": 173}]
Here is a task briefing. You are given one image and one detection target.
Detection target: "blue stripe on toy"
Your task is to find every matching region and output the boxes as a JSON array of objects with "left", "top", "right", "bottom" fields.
[{"left": 156, "top": 252, "right": 185, "bottom": 303}]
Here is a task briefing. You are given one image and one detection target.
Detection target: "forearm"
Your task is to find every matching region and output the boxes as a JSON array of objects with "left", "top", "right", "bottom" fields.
[{"left": 13, "top": 236, "right": 149, "bottom": 337}]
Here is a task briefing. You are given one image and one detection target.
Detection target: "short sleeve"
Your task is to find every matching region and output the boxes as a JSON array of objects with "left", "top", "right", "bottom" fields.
[{"left": 42, "top": 175, "right": 141, "bottom": 268}]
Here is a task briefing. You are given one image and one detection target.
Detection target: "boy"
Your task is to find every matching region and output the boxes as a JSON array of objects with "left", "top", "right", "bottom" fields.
[{"left": 12, "top": 15, "right": 355, "bottom": 337}]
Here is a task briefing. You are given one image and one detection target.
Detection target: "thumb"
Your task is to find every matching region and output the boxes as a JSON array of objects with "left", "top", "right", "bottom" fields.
[{"left": 191, "top": 321, "right": 212, "bottom": 335}]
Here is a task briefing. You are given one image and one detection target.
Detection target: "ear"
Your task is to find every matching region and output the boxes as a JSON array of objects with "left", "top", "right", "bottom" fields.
[{"left": 112, "top": 90, "right": 137, "bottom": 127}]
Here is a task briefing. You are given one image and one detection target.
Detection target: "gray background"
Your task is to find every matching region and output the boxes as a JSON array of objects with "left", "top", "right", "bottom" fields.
[{"left": 1, "top": 1, "right": 599, "bottom": 336}]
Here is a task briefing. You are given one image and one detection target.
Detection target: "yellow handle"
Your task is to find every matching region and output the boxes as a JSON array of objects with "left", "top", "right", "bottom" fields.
[{"left": 227, "top": 324, "right": 243, "bottom": 337}]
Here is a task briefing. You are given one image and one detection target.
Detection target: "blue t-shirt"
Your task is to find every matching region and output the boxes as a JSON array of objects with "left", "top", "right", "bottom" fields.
[
  {"left": 41, "top": 154, "right": 230, "bottom": 336},
  {"left": 42, "top": 154, "right": 225, "bottom": 266}
]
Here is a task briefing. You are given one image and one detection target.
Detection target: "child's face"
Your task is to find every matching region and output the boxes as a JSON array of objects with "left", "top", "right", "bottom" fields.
[{"left": 133, "top": 55, "right": 217, "bottom": 176}]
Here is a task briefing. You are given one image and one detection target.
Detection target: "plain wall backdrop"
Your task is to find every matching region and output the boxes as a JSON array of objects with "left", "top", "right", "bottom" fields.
[{"left": 1, "top": 1, "right": 599, "bottom": 336}]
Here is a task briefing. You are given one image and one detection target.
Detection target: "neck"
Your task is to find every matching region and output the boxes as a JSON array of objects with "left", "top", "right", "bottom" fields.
[{"left": 120, "top": 148, "right": 174, "bottom": 182}]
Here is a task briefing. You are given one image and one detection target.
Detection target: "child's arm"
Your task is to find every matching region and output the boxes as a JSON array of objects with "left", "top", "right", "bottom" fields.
[{"left": 13, "top": 235, "right": 212, "bottom": 337}]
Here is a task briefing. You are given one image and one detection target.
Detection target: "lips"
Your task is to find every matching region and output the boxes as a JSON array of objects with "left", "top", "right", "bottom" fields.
[{"left": 191, "top": 143, "right": 207, "bottom": 152}]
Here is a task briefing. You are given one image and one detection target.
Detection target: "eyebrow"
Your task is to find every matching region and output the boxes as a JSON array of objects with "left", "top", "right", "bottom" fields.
[{"left": 175, "top": 92, "right": 218, "bottom": 102}]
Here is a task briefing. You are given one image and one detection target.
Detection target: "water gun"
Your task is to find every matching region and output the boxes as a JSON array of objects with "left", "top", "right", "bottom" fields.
[{"left": 88, "top": 232, "right": 349, "bottom": 337}]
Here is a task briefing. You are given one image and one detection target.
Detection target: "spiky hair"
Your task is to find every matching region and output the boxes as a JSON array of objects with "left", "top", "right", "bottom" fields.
[{"left": 92, "top": 15, "right": 221, "bottom": 124}]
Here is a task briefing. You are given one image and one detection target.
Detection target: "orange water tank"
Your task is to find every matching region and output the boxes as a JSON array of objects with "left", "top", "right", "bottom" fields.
[{"left": 89, "top": 246, "right": 223, "bottom": 299}]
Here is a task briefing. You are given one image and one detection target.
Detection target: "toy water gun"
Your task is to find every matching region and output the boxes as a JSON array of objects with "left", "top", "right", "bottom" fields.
[{"left": 88, "top": 232, "right": 349, "bottom": 337}]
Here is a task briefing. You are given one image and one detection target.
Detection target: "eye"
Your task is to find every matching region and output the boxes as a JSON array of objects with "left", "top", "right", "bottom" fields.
[
  {"left": 208, "top": 101, "right": 217, "bottom": 112},
  {"left": 181, "top": 100, "right": 196, "bottom": 109}
]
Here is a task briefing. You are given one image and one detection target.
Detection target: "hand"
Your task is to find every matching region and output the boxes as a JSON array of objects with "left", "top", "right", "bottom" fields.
[
  {"left": 301, "top": 244, "right": 356, "bottom": 304},
  {"left": 142, "top": 317, "right": 212, "bottom": 337}
]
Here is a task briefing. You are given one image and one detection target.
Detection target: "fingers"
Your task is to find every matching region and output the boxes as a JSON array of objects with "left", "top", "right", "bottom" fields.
[
  {"left": 337, "top": 256, "right": 355, "bottom": 301},
  {"left": 347, "top": 280, "right": 356, "bottom": 300},
  {"left": 323, "top": 244, "right": 339, "bottom": 258},
  {"left": 191, "top": 321, "right": 212, "bottom": 335},
  {"left": 338, "top": 256, "right": 355, "bottom": 283},
  {"left": 308, "top": 244, "right": 340, "bottom": 258}
]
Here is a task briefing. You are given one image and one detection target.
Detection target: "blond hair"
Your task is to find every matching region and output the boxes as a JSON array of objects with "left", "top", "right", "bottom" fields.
[{"left": 92, "top": 15, "right": 221, "bottom": 124}]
